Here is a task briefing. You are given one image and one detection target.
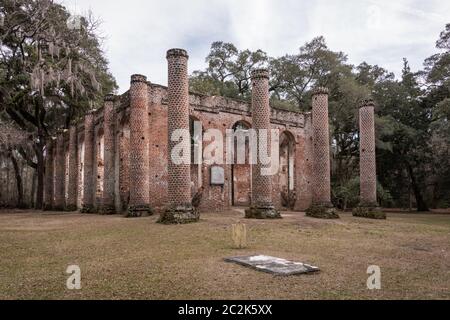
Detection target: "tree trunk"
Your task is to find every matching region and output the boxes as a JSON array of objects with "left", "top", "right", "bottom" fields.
[
  {"left": 408, "top": 180, "right": 413, "bottom": 212},
  {"left": 431, "top": 182, "right": 439, "bottom": 209},
  {"left": 407, "top": 163, "right": 429, "bottom": 212},
  {"left": 31, "top": 169, "right": 37, "bottom": 208},
  {"left": 10, "top": 153, "right": 24, "bottom": 209},
  {"left": 6, "top": 160, "right": 10, "bottom": 207},
  {"left": 35, "top": 144, "right": 45, "bottom": 210}
]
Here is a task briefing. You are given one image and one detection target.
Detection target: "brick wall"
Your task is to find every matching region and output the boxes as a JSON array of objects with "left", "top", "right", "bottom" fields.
[
  {"left": 67, "top": 125, "right": 78, "bottom": 211},
  {"left": 44, "top": 70, "right": 314, "bottom": 214},
  {"left": 102, "top": 95, "right": 116, "bottom": 213},
  {"left": 82, "top": 112, "right": 96, "bottom": 213},
  {"left": 54, "top": 132, "right": 66, "bottom": 210}
]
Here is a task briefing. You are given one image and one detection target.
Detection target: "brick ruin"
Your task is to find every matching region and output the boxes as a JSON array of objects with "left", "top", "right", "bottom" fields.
[
  {"left": 359, "top": 99, "right": 378, "bottom": 207},
  {"left": 244, "top": 69, "right": 281, "bottom": 219},
  {"left": 28, "top": 48, "right": 377, "bottom": 218}
]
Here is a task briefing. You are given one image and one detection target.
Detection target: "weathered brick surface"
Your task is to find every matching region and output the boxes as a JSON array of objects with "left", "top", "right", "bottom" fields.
[
  {"left": 194, "top": 110, "right": 231, "bottom": 213},
  {"left": 233, "top": 164, "right": 251, "bottom": 206},
  {"left": 82, "top": 112, "right": 96, "bottom": 213},
  {"left": 128, "top": 75, "right": 151, "bottom": 217},
  {"left": 44, "top": 140, "right": 55, "bottom": 210},
  {"left": 94, "top": 127, "right": 104, "bottom": 209},
  {"left": 245, "top": 69, "right": 281, "bottom": 219},
  {"left": 359, "top": 99, "right": 378, "bottom": 207},
  {"left": 148, "top": 86, "right": 169, "bottom": 211},
  {"left": 42, "top": 93, "right": 315, "bottom": 216},
  {"left": 295, "top": 114, "right": 313, "bottom": 211},
  {"left": 311, "top": 88, "right": 332, "bottom": 206},
  {"left": 41, "top": 53, "right": 322, "bottom": 216},
  {"left": 114, "top": 97, "right": 122, "bottom": 212},
  {"left": 54, "top": 132, "right": 66, "bottom": 210},
  {"left": 159, "top": 49, "right": 198, "bottom": 223},
  {"left": 166, "top": 49, "right": 192, "bottom": 209},
  {"left": 251, "top": 69, "right": 273, "bottom": 207},
  {"left": 273, "top": 129, "right": 296, "bottom": 209},
  {"left": 118, "top": 118, "right": 130, "bottom": 211},
  {"left": 66, "top": 125, "right": 78, "bottom": 211},
  {"left": 77, "top": 133, "right": 84, "bottom": 209},
  {"left": 102, "top": 95, "right": 116, "bottom": 214},
  {"left": 143, "top": 83, "right": 312, "bottom": 214}
]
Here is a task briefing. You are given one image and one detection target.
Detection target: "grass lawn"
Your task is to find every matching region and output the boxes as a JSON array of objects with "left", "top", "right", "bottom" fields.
[{"left": 0, "top": 209, "right": 449, "bottom": 300}]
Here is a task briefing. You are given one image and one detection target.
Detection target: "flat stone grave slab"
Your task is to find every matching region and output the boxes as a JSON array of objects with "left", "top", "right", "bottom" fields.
[{"left": 225, "top": 255, "right": 320, "bottom": 276}]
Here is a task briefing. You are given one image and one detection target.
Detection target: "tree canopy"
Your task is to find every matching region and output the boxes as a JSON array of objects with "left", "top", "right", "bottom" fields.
[
  {"left": 0, "top": 0, "right": 117, "bottom": 208},
  {"left": 1, "top": 1, "right": 448, "bottom": 211},
  {"left": 191, "top": 27, "right": 450, "bottom": 211}
]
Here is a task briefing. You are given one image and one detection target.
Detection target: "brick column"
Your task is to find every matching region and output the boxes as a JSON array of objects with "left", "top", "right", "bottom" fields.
[
  {"left": 82, "top": 111, "right": 96, "bottom": 213},
  {"left": 245, "top": 69, "right": 281, "bottom": 219},
  {"left": 119, "top": 125, "right": 130, "bottom": 212},
  {"left": 127, "top": 74, "right": 152, "bottom": 217},
  {"left": 66, "top": 125, "right": 78, "bottom": 211},
  {"left": 359, "top": 99, "right": 377, "bottom": 206},
  {"left": 353, "top": 99, "right": 385, "bottom": 219},
  {"left": 306, "top": 88, "right": 339, "bottom": 219},
  {"left": 54, "top": 131, "right": 66, "bottom": 211},
  {"left": 159, "top": 48, "right": 198, "bottom": 224},
  {"left": 102, "top": 94, "right": 116, "bottom": 214},
  {"left": 44, "top": 139, "right": 55, "bottom": 210}
]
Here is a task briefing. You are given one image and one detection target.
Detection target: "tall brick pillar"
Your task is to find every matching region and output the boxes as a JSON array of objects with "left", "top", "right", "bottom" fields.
[
  {"left": 44, "top": 139, "right": 55, "bottom": 210},
  {"left": 359, "top": 99, "right": 377, "bottom": 206},
  {"left": 306, "top": 88, "right": 339, "bottom": 219},
  {"left": 159, "top": 48, "right": 198, "bottom": 224},
  {"left": 127, "top": 74, "right": 152, "bottom": 217},
  {"left": 54, "top": 131, "right": 66, "bottom": 211},
  {"left": 102, "top": 94, "right": 116, "bottom": 214},
  {"left": 82, "top": 111, "right": 96, "bottom": 213},
  {"left": 66, "top": 125, "right": 78, "bottom": 211},
  {"left": 245, "top": 69, "right": 281, "bottom": 219},
  {"left": 353, "top": 99, "right": 385, "bottom": 219}
]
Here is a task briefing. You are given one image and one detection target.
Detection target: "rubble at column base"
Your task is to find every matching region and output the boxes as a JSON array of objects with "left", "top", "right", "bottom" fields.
[
  {"left": 352, "top": 206, "right": 386, "bottom": 220},
  {"left": 81, "top": 205, "right": 97, "bottom": 214},
  {"left": 100, "top": 205, "right": 116, "bottom": 215},
  {"left": 65, "top": 205, "right": 78, "bottom": 212},
  {"left": 306, "top": 205, "right": 340, "bottom": 219},
  {"left": 158, "top": 206, "right": 200, "bottom": 224},
  {"left": 245, "top": 206, "right": 282, "bottom": 219},
  {"left": 126, "top": 205, "right": 153, "bottom": 218}
]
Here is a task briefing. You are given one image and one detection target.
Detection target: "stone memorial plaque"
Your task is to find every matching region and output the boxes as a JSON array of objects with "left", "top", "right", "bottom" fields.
[
  {"left": 225, "top": 255, "right": 319, "bottom": 276},
  {"left": 211, "top": 166, "right": 225, "bottom": 186}
]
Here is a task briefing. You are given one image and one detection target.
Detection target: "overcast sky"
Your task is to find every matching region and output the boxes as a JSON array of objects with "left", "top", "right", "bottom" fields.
[{"left": 63, "top": 0, "right": 449, "bottom": 93}]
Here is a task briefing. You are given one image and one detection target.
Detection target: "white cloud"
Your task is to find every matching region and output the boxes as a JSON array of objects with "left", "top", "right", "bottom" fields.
[{"left": 62, "top": 0, "right": 450, "bottom": 93}]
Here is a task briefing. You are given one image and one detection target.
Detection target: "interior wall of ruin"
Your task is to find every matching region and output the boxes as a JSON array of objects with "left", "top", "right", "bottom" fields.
[{"left": 31, "top": 81, "right": 313, "bottom": 213}]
